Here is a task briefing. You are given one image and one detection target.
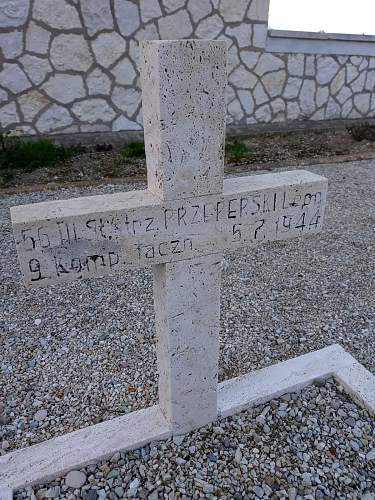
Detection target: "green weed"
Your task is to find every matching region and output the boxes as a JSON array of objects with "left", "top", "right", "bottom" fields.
[
  {"left": 225, "top": 140, "right": 251, "bottom": 162},
  {"left": 122, "top": 141, "right": 146, "bottom": 159},
  {"left": 0, "top": 139, "right": 78, "bottom": 172}
]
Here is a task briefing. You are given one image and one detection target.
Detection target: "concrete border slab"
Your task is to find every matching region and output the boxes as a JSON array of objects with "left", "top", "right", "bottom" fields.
[
  {"left": 0, "top": 406, "right": 171, "bottom": 492},
  {"left": 1, "top": 345, "right": 374, "bottom": 497},
  {"left": 218, "top": 344, "right": 374, "bottom": 417},
  {"left": 0, "top": 487, "right": 12, "bottom": 500}
]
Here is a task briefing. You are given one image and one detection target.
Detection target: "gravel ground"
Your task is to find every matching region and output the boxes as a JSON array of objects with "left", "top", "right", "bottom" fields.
[
  {"left": 14, "top": 380, "right": 375, "bottom": 499},
  {"left": 1, "top": 160, "right": 374, "bottom": 490}
]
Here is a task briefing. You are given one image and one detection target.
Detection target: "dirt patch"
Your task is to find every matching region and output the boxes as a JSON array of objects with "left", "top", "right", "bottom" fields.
[{"left": 1, "top": 128, "right": 375, "bottom": 193}]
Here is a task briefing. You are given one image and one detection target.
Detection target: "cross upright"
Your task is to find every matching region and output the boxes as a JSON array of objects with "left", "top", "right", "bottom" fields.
[{"left": 11, "top": 40, "right": 328, "bottom": 436}]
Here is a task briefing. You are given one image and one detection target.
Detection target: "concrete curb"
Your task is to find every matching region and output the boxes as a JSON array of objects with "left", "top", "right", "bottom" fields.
[{"left": 1, "top": 345, "right": 374, "bottom": 496}]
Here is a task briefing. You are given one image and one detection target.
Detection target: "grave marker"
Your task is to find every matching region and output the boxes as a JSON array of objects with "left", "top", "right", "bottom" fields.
[
  {"left": 10, "top": 40, "right": 328, "bottom": 434},
  {"left": 2, "top": 39, "right": 375, "bottom": 498}
]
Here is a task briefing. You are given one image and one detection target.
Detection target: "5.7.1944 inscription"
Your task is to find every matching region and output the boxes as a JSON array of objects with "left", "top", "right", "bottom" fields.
[{"left": 11, "top": 171, "right": 328, "bottom": 286}]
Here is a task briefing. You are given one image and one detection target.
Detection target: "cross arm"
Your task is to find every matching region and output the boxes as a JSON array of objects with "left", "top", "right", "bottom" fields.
[{"left": 11, "top": 170, "right": 328, "bottom": 287}]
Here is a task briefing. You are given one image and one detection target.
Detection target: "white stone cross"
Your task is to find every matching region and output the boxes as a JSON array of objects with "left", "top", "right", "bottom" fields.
[{"left": 11, "top": 40, "right": 328, "bottom": 436}]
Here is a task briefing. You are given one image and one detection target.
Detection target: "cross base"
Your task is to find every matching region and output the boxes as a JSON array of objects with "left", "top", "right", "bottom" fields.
[{"left": 1, "top": 345, "right": 374, "bottom": 496}]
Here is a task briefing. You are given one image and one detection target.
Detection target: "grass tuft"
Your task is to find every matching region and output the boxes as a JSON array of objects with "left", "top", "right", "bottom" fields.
[
  {"left": 122, "top": 141, "right": 146, "bottom": 159},
  {"left": 347, "top": 122, "right": 375, "bottom": 142},
  {"left": 0, "top": 139, "right": 78, "bottom": 172},
  {"left": 225, "top": 140, "right": 251, "bottom": 162}
]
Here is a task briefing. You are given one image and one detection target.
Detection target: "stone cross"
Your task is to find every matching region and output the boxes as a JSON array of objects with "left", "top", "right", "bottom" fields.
[{"left": 11, "top": 40, "right": 328, "bottom": 435}]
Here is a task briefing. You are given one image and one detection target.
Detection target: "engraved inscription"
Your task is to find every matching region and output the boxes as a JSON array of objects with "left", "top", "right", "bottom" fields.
[{"left": 12, "top": 173, "right": 328, "bottom": 286}]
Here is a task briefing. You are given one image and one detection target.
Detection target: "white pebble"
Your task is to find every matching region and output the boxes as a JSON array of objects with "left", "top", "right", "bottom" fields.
[
  {"left": 65, "top": 470, "right": 87, "bottom": 489},
  {"left": 33, "top": 409, "right": 48, "bottom": 422}
]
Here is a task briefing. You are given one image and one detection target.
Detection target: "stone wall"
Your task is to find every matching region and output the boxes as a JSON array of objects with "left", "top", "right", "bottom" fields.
[{"left": 0, "top": 0, "right": 374, "bottom": 136}]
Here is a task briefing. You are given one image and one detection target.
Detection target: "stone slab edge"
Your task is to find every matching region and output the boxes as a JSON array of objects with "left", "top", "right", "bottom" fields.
[
  {"left": 218, "top": 344, "right": 375, "bottom": 418},
  {"left": 0, "top": 405, "right": 172, "bottom": 493},
  {"left": 1, "top": 344, "right": 374, "bottom": 496},
  {"left": 0, "top": 487, "right": 12, "bottom": 500}
]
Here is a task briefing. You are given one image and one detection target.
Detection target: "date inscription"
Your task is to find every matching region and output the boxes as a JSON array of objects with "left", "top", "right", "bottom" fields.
[{"left": 12, "top": 177, "right": 327, "bottom": 286}]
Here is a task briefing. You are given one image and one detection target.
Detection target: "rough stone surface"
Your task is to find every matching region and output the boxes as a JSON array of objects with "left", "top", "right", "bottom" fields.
[
  {"left": 18, "top": 90, "right": 49, "bottom": 121},
  {"left": 354, "top": 93, "right": 371, "bottom": 114},
  {"left": 141, "top": 40, "right": 227, "bottom": 201},
  {"left": 255, "top": 103, "right": 272, "bottom": 122},
  {"left": 284, "top": 77, "right": 302, "bottom": 100},
  {"left": 252, "top": 23, "right": 268, "bottom": 48},
  {"left": 0, "top": 88, "right": 9, "bottom": 104},
  {"left": 248, "top": 0, "right": 270, "bottom": 22},
  {"left": 91, "top": 32, "right": 126, "bottom": 69},
  {"left": 188, "top": 0, "right": 212, "bottom": 22},
  {"left": 162, "top": 0, "right": 186, "bottom": 13},
  {"left": 33, "top": 0, "right": 81, "bottom": 30},
  {"left": 154, "top": 254, "right": 222, "bottom": 434},
  {"left": 71, "top": 98, "right": 116, "bottom": 124},
  {"left": 33, "top": 409, "right": 47, "bottom": 422},
  {"left": 112, "top": 115, "right": 141, "bottom": 131},
  {"left": 317, "top": 56, "right": 340, "bottom": 85},
  {"left": 220, "top": 0, "right": 250, "bottom": 22},
  {"left": 140, "top": 0, "right": 162, "bottom": 23},
  {"left": 228, "top": 98, "right": 244, "bottom": 121},
  {"left": 336, "top": 85, "right": 352, "bottom": 105},
  {"left": 238, "top": 89, "right": 254, "bottom": 114},
  {"left": 351, "top": 73, "right": 366, "bottom": 93},
  {"left": 230, "top": 65, "right": 257, "bottom": 90},
  {"left": 262, "top": 70, "right": 287, "bottom": 98},
  {"left": 19, "top": 55, "right": 52, "bottom": 86},
  {"left": 110, "top": 58, "right": 137, "bottom": 86},
  {"left": 253, "top": 82, "right": 269, "bottom": 105},
  {"left": 0, "top": 31, "right": 23, "bottom": 59},
  {"left": 10, "top": 176, "right": 327, "bottom": 290},
  {"left": 331, "top": 68, "right": 345, "bottom": 95},
  {"left": 114, "top": 0, "right": 140, "bottom": 37},
  {"left": 25, "top": 21, "right": 51, "bottom": 55},
  {"left": 287, "top": 101, "right": 301, "bottom": 120},
  {"left": 226, "top": 24, "right": 252, "bottom": 49},
  {"left": 365, "top": 71, "right": 375, "bottom": 92},
  {"left": 300, "top": 79, "right": 317, "bottom": 116},
  {"left": 0, "top": 102, "right": 19, "bottom": 127},
  {"left": 0, "top": 0, "right": 29, "bottom": 28},
  {"left": 87, "top": 69, "right": 112, "bottom": 96},
  {"left": 158, "top": 11, "right": 193, "bottom": 39},
  {"left": 50, "top": 35, "right": 92, "bottom": 72},
  {"left": 36, "top": 104, "right": 73, "bottom": 133},
  {"left": 196, "top": 14, "right": 224, "bottom": 40},
  {"left": 288, "top": 54, "right": 305, "bottom": 77},
  {"left": 81, "top": 0, "right": 113, "bottom": 36},
  {"left": 316, "top": 86, "right": 329, "bottom": 108},
  {"left": 325, "top": 97, "right": 341, "bottom": 118},
  {"left": 42, "top": 75, "right": 86, "bottom": 104},
  {"left": 255, "top": 53, "right": 285, "bottom": 77},
  {"left": 0, "top": 63, "right": 31, "bottom": 94},
  {"left": 112, "top": 87, "right": 141, "bottom": 117}
]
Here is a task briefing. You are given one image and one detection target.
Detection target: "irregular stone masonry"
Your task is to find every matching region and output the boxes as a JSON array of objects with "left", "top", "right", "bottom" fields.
[{"left": 0, "top": 0, "right": 374, "bottom": 135}]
